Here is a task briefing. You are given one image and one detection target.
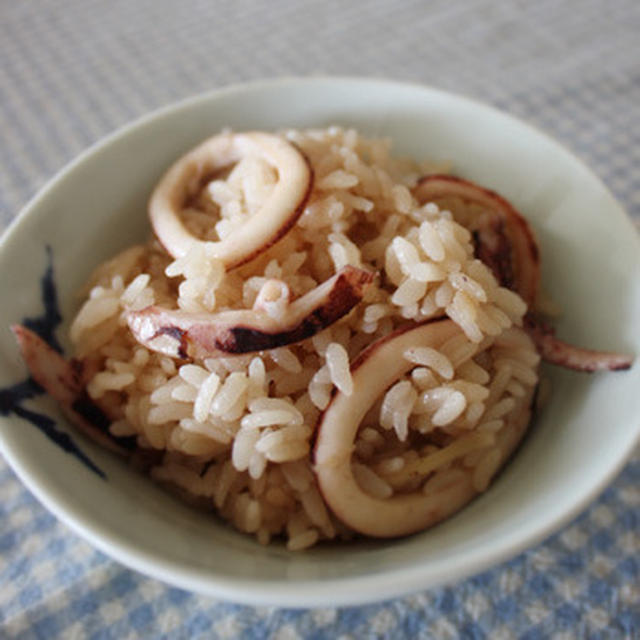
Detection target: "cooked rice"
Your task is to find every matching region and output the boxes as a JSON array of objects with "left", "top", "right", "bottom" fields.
[{"left": 69, "top": 126, "right": 539, "bottom": 549}]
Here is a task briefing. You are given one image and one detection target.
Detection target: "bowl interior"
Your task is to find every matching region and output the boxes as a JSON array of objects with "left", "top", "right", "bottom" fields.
[{"left": 1, "top": 78, "right": 638, "bottom": 607}]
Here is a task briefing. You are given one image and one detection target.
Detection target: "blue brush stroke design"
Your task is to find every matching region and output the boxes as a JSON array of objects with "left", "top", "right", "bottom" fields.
[
  {"left": 9, "top": 404, "right": 105, "bottom": 478},
  {"left": 22, "top": 245, "right": 64, "bottom": 353},
  {"left": 1, "top": 246, "right": 105, "bottom": 478}
]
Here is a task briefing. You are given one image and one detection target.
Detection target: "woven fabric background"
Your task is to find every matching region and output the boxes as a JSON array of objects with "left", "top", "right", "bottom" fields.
[{"left": 1, "top": 1, "right": 638, "bottom": 637}]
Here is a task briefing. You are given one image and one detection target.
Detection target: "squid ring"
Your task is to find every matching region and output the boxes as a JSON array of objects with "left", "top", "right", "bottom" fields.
[
  {"left": 313, "top": 319, "right": 536, "bottom": 538},
  {"left": 414, "top": 175, "right": 632, "bottom": 372},
  {"left": 414, "top": 174, "right": 540, "bottom": 307},
  {"left": 150, "top": 132, "right": 313, "bottom": 269}
]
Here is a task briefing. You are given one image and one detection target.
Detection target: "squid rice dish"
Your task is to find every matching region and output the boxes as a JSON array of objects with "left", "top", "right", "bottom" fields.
[{"left": 15, "top": 127, "right": 633, "bottom": 550}]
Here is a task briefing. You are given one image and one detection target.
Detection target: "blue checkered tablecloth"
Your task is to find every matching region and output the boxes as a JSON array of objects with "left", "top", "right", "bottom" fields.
[{"left": 1, "top": 1, "right": 638, "bottom": 637}]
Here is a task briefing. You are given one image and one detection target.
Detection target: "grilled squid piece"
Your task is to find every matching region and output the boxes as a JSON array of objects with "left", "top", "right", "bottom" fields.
[
  {"left": 314, "top": 319, "right": 536, "bottom": 538},
  {"left": 127, "top": 266, "right": 375, "bottom": 359},
  {"left": 11, "top": 325, "right": 132, "bottom": 456},
  {"left": 525, "top": 315, "right": 633, "bottom": 372},
  {"left": 415, "top": 175, "right": 632, "bottom": 372},
  {"left": 415, "top": 174, "right": 540, "bottom": 306},
  {"left": 150, "top": 132, "right": 313, "bottom": 268}
]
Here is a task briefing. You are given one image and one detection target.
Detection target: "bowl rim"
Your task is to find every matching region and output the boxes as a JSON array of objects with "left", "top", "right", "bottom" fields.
[{"left": 1, "top": 75, "right": 639, "bottom": 608}]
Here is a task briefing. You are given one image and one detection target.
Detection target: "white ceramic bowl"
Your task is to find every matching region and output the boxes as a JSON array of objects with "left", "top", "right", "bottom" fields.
[{"left": 1, "top": 78, "right": 638, "bottom": 607}]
